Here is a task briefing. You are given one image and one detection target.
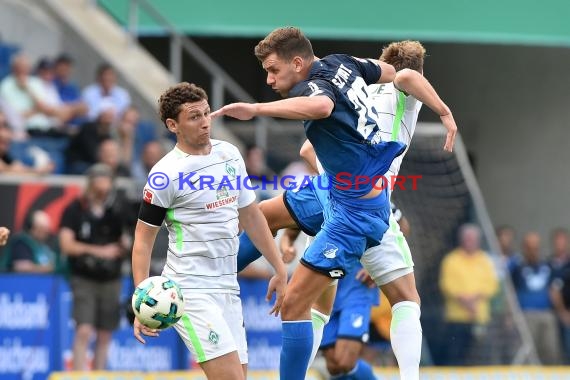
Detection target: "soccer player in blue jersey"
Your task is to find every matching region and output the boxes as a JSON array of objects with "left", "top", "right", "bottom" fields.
[
  {"left": 212, "top": 27, "right": 404, "bottom": 379},
  {"left": 231, "top": 39, "right": 458, "bottom": 380}
]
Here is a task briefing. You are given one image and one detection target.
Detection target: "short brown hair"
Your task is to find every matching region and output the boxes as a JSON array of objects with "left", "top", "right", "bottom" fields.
[
  {"left": 380, "top": 41, "right": 426, "bottom": 72},
  {"left": 158, "top": 82, "right": 208, "bottom": 126},
  {"left": 254, "top": 27, "right": 314, "bottom": 62}
]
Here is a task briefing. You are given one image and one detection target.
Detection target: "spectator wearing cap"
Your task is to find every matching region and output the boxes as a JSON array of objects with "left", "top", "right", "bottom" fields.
[
  {"left": 59, "top": 163, "right": 130, "bottom": 370},
  {"left": 82, "top": 63, "right": 130, "bottom": 121}
]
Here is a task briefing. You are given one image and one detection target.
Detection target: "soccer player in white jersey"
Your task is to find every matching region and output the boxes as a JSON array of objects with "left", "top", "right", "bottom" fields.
[{"left": 131, "top": 83, "right": 287, "bottom": 380}]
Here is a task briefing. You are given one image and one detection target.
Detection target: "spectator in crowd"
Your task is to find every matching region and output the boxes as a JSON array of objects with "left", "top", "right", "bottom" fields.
[
  {"left": 126, "top": 139, "right": 169, "bottom": 277},
  {"left": 53, "top": 53, "right": 87, "bottom": 130},
  {"left": 0, "top": 227, "right": 10, "bottom": 246},
  {"left": 511, "top": 232, "right": 561, "bottom": 364},
  {"left": 114, "top": 106, "right": 139, "bottom": 166},
  {"left": 35, "top": 57, "right": 86, "bottom": 130},
  {"left": 82, "top": 63, "right": 130, "bottom": 121},
  {"left": 53, "top": 53, "right": 81, "bottom": 104},
  {"left": 0, "top": 118, "right": 54, "bottom": 174},
  {"left": 0, "top": 95, "right": 25, "bottom": 140},
  {"left": 66, "top": 106, "right": 114, "bottom": 174},
  {"left": 245, "top": 144, "right": 273, "bottom": 201},
  {"left": 34, "top": 58, "right": 72, "bottom": 127},
  {"left": 2, "top": 210, "right": 57, "bottom": 273},
  {"left": 59, "top": 163, "right": 130, "bottom": 370},
  {"left": 550, "top": 228, "right": 570, "bottom": 276},
  {"left": 550, "top": 258, "right": 570, "bottom": 363},
  {"left": 439, "top": 223, "right": 499, "bottom": 365},
  {"left": 131, "top": 140, "right": 166, "bottom": 186},
  {"left": 0, "top": 53, "right": 68, "bottom": 134},
  {"left": 496, "top": 225, "right": 521, "bottom": 273},
  {"left": 489, "top": 225, "right": 520, "bottom": 364},
  {"left": 96, "top": 138, "right": 130, "bottom": 177}
]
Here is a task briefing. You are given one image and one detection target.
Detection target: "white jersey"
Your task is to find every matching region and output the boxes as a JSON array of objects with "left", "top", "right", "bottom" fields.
[
  {"left": 369, "top": 82, "right": 423, "bottom": 178},
  {"left": 142, "top": 140, "right": 256, "bottom": 294}
]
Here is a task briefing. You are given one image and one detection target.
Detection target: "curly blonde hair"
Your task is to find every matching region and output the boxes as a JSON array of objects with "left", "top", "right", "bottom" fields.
[{"left": 380, "top": 41, "right": 426, "bottom": 72}]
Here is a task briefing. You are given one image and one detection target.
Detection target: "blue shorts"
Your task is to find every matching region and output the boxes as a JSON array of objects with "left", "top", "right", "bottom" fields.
[
  {"left": 300, "top": 192, "right": 391, "bottom": 278},
  {"left": 320, "top": 303, "right": 373, "bottom": 348},
  {"left": 283, "top": 175, "right": 329, "bottom": 236}
]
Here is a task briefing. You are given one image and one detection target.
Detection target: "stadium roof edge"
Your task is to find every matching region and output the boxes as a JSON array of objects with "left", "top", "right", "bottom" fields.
[{"left": 98, "top": 0, "right": 570, "bottom": 48}]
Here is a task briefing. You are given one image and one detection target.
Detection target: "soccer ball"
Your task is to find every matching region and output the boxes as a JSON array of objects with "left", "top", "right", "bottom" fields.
[{"left": 131, "top": 276, "right": 184, "bottom": 329}]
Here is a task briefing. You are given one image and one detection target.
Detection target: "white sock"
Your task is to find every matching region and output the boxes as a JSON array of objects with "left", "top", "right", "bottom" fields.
[
  {"left": 390, "top": 301, "right": 422, "bottom": 380},
  {"left": 308, "top": 308, "right": 330, "bottom": 367}
]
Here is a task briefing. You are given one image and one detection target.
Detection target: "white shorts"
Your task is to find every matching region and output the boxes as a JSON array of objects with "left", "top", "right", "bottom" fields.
[
  {"left": 360, "top": 213, "right": 414, "bottom": 286},
  {"left": 173, "top": 292, "right": 248, "bottom": 364}
]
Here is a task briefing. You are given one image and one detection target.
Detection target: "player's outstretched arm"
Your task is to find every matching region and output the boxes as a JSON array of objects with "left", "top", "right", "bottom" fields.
[
  {"left": 377, "top": 61, "right": 397, "bottom": 83},
  {"left": 365, "top": 59, "right": 397, "bottom": 84},
  {"left": 211, "top": 96, "right": 333, "bottom": 121},
  {"left": 394, "top": 68, "right": 458, "bottom": 152},
  {"left": 239, "top": 202, "right": 287, "bottom": 316}
]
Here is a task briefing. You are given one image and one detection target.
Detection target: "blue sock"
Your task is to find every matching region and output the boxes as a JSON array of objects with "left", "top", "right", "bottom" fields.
[
  {"left": 280, "top": 321, "right": 313, "bottom": 380},
  {"left": 237, "top": 232, "right": 262, "bottom": 272},
  {"left": 332, "top": 359, "right": 376, "bottom": 380}
]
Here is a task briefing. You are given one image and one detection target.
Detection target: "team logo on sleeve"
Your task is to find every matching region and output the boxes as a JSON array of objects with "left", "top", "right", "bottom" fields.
[{"left": 143, "top": 188, "right": 154, "bottom": 204}]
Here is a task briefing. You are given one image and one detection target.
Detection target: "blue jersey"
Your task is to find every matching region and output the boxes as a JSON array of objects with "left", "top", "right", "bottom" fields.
[{"left": 289, "top": 54, "right": 406, "bottom": 201}]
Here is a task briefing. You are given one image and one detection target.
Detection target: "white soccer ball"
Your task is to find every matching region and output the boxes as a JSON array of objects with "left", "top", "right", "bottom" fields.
[{"left": 131, "top": 276, "right": 185, "bottom": 329}]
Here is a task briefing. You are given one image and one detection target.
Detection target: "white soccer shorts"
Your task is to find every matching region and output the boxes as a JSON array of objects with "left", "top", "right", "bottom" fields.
[
  {"left": 173, "top": 292, "right": 248, "bottom": 364},
  {"left": 360, "top": 213, "right": 415, "bottom": 286}
]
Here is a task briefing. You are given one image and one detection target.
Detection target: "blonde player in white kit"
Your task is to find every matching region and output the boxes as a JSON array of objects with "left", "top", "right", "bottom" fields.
[{"left": 131, "top": 83, "right": 287, "bottom": 380}]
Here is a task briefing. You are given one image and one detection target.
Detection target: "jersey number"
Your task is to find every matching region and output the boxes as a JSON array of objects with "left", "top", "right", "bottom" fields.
[{"left": 346, "top": 77, "right": 381, "bottom": 140}]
